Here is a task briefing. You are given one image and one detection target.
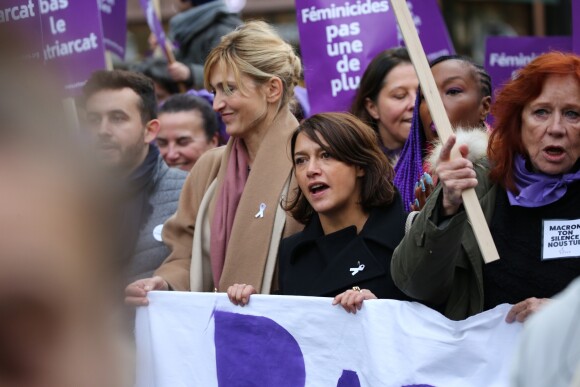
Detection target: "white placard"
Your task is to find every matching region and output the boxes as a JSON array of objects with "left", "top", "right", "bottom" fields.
[{"left": 542, "top": 219, "right": 580, "bottom": 260}]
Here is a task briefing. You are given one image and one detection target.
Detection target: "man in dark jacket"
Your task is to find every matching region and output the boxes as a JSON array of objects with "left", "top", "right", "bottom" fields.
[
  {"left": 81, "top": 70, "right": 187, "bottom": 283},
  {"left": 166, "top": 0, "right": 242, "bottom": 88}
]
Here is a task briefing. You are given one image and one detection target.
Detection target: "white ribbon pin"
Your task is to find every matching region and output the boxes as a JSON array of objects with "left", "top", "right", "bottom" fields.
[
  {"left": 254, "top": 203, "right": 266, "bottom": 218},
  {"left": 350, "top": 262, "right": 365, "bottom": 276}
]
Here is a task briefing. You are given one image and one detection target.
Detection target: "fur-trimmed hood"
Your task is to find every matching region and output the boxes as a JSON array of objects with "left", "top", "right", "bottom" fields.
[{"left": 426, "top": 127, "right": 489, "bottom": 173}]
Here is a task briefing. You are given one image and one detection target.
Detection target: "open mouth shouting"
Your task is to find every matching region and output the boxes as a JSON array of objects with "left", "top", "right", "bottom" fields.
[
  {"left": 309, "top": 182, "right": 329, "bottom": 198},
  {"left": 543, "top": 146, "right": 565, "bottom": 161}
]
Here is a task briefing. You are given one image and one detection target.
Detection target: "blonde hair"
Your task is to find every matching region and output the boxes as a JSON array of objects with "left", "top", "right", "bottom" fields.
[{"left": 203, "top": 21, "right": 302, "bottom": 108}]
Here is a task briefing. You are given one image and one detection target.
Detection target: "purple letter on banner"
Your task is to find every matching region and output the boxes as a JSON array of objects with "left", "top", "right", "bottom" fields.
[
  {"left": 574, "top": 0, "right": 580, "bottom": 55},
  {"left": 296, "top": 0, "right": 453, "bottom": 115},
  {"left": 485, "top": 36, "right": 572, "bottom": 96},
  {"left": 214, "top": 311, "right": 306, "bottom": 387},
  {"left": 99, "top": 0, "right": 127, "bottom": 59},
  {"left": 0, "top": 0, "right": 42, "bottom": 61},
  {"left": 337, "top": 370, "right": 361, "bottom": 387},
  {"left": 41, "top": 0, "right": 106, "bottom": 96}
]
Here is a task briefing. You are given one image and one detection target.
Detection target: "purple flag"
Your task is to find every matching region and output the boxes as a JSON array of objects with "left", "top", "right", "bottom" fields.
[
  {"left": 0, "top": 0, "right": 42, "bottom": 61},
  {"left": 99, "top": 0, "right": 127, "bottom": 58},
  {"left": 400, "top": 0, "right": 455, "bottom": 62},
  {"left": 296, "top": 0, "right": 398, "bottom": 115},
  {"left": 296, "top": 0, "right": 454, "bottom": 115},
  {"left": 40, "top": 0, "right": 106, "bottom": 96},
  {"left": 485, "top": 36, "right": 572, "bottom": 97},
  {"left": 574, "top": 0, "right": 580, "bottom": 55},
  {"left": 138, "top": 0, "right": 169, "bottom": 59}
]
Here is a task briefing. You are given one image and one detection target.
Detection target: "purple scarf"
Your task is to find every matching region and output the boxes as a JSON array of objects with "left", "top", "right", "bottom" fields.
[
  {"left": 507, "top": 154, "right": 580, "bottom": 207},
  {"left": 210, "top": 138, "right": 249, "bottom": 286}
]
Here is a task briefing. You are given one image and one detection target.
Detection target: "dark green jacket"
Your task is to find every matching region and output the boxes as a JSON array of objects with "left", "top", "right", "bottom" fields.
[{"left": 391, "top": 160, "right": 498, "bottom": 320}]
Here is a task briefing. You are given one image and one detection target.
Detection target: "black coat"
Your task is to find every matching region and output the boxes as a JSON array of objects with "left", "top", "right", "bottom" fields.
[{"left": 278, "top": 195, "right": 409, "bottom": 300}]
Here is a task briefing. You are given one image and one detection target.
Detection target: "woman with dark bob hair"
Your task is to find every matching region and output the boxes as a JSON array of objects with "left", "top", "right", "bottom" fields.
[
  {"left": 392, "top": 52, "right": 580, "bottom": 321},
  {"left": 228, "top": 112, "right": 409, "bottom": 312}
]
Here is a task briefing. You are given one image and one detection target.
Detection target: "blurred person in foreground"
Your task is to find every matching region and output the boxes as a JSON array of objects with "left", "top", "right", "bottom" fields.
[
  {"left": 0, "top": 46, "right": 129, "bottom": 386},
  {"left": 510, "top": 277, "right": 580, "bottom": 387},
  {"left": 392, "top": 52, "right": 580, "bottom": 321},
  {"left": 125, "top": 21, "right": 304, "bottom": 304},
  {"left": 81, "top": 70, "right": 187, "bottom": 282},
  {"left": 157, "top": 93, "right": 219, "bottom": 171}
]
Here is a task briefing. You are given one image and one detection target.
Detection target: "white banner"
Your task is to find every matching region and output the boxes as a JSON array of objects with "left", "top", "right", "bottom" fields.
[{"left": 136, "top": 292, "right": 521, "bottom": 387}]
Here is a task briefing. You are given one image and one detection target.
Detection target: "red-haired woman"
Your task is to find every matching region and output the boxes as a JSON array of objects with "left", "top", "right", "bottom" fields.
[{"left": 392, "top": 52, "right": 580, "bottom": 321}]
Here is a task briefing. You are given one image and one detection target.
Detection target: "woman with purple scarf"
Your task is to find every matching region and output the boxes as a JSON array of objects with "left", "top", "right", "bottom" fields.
[{"left": 391, "top": 52, "right": 580, "bottom": 321}]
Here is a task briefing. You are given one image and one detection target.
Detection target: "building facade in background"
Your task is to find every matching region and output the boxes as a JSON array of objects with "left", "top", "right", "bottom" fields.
[{"left": 123, "top": 0, "right": 572, "bottom": 66}]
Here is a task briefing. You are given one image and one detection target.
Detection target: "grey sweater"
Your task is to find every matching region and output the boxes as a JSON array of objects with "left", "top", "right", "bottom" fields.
[{"left": 127, "top": 156, "right": 187, "bottom": 282}]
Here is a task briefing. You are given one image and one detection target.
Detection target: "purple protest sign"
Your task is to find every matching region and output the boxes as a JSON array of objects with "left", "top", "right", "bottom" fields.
[
  {"left": 296, "top": 0, "right": 454, "bottom": 115},
  {"left": 297, "top": 0, "right": 398, "bottom": 114},
  {"left": 99, "top": 0, "right": 127, "bottom": 58},
  {"left": 401, "top": 0, "right": 455, "bottom": 62},
  {"left": 573, "top": 0, "right": 580, "bottom": 55},
  {"left": 485, "top": 36, "right": 572, "bottom": 96},
  {"left": 139, "top": 0, "right": 169, "bottom": 59},
  {"left": 0, "top": 0, "right": 42, "bottom": 61},
  {"left": 40, "top": 0, "right": 106, "bottom": 96}
]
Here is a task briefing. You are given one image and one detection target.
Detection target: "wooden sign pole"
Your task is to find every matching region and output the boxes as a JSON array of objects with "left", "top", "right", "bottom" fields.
[
  {"left": 390, "top": 0, "right": 499, "bottom": 264},
  {"left": 105, "top": 50, "right": 114, "bottom": 71}
]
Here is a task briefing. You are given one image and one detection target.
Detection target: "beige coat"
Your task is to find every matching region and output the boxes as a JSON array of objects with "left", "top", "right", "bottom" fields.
[{"left": 155, "top": 109, "right": 303, "bottom": 293}]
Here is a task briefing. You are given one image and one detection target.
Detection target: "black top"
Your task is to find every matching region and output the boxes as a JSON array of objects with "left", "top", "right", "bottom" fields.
[
  {"left": 278, "top": 194, "right": 410, "bottom": 300},
  {"left": 484, "top": 182, "right": 580, "bottom": 310}
]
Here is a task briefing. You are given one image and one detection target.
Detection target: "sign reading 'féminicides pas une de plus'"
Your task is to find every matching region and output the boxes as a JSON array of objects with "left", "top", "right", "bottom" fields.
[
  {"left": 485, "top": 36, "right": 571, "bottom": 96},
  {"left": 296, "top": 0, "right": 454, "bottom": 115}
]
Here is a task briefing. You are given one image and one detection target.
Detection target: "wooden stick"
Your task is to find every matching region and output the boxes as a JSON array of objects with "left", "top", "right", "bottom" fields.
[
  {"left": 163, "top": 40, "right": 177, "bottom": 64},
  {"left": 164, "top": 40, "right": 187, "bottom": 93},
  {"left": 105, "top": 50, "right": 114, "bottom": 71},
  {"left": 152, "top": 0, "right": 161, "bottom": 17},
  {"left": 391, "top": 0, "right": 499, "bottom": 263}
]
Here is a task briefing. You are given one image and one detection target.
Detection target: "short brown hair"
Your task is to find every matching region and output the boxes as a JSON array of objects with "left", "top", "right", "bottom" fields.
[
  {"left": 284, "top": 112, "right": 396, "bottom": 224},
  {"left": 82, "top": 70, "right": 157, "bottom": 124}
]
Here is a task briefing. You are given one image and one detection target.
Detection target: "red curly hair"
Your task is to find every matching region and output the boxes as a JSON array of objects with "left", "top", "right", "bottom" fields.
[{"left": 488, "top": 51, "right": 580, "bottom": 192}]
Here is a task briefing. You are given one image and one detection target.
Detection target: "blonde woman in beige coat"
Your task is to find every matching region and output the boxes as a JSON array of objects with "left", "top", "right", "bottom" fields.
[{"left": 126, "top": 21, "right": 303, "bottom": 305}]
